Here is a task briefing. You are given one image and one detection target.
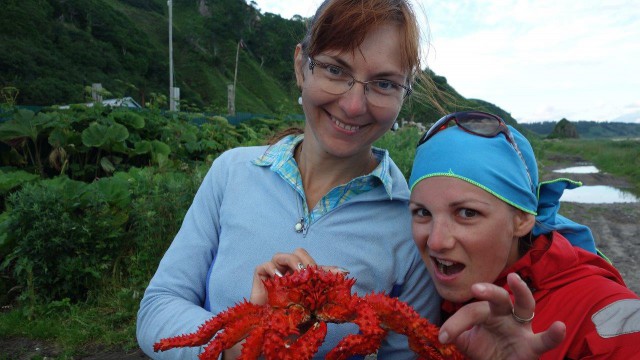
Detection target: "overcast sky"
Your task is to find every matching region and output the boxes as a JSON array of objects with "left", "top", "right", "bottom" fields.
[{"left": 251, "top": 0, "right": 640, "bottom": 123}]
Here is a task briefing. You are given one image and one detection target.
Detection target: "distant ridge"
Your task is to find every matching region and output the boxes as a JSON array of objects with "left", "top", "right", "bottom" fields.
[{"left": 521, "top": 120, "right": 640, "bottom": 139}]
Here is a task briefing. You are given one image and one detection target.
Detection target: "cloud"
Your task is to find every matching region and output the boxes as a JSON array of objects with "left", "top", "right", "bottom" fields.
[
  {"left": 254, "top": 0, "right": 640, "bottom": 122},
  {"left": 625, "top": 102, "right": 640, "bottom": 111},
  {"left": 422, "top": 0, "right": 640, "bottom": 122},
  {"left": 252, "top": 0, "right": 320, "bottom": 19}
]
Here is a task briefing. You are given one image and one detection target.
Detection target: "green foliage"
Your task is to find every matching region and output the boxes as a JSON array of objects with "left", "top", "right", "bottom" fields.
[
  {"left": 0, "top": 107, "right": 244, "bottom": 181},
  {"left": 0, "top": 110, "right": 287, "bottom": 309},
  {"left": 0, "top": 109, "right": 53, "bottom": 175},
  {"left": 0, "top": 165, "right": 206, "bottom": 308},
  {"left": 2, "top": 175, "right": 130, "bottom": 305},
  {"left": 548, "top": 118, "right": 579, "bottom": 139},
  {"left": 0, "top": 0, "right": 305, "bottom": 115},
  {"left": 374, "top": 126, "right": 422, "bottom": 179},
  {"left": 123, "top": 166, "right": 207, "bottom": 288}
]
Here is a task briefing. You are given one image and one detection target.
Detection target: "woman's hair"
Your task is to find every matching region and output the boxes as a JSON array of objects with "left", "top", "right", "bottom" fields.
[{"left": 300, "top": 0, "right": 422, "bottom": 82}]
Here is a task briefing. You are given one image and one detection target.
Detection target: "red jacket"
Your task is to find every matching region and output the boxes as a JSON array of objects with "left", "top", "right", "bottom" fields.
[{"left": 444, "top": 232, "right": 640, "bottom": 359}]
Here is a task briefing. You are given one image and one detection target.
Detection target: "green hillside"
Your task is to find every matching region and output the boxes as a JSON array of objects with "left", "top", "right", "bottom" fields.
[
  {"left": 522, "top": 120, "right": 640, "bottom": 139},
  {"left": 0, "top": 0, "right": 517, "bottom": 124}
]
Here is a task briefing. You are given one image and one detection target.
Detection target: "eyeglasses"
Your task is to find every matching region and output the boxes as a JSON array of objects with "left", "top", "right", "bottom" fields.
[
  {"left": 417, "top": 111, "right": 534, "bottom": 191},
  {"left": 308, "top": 57, "right": 412, "bottom": 108}
]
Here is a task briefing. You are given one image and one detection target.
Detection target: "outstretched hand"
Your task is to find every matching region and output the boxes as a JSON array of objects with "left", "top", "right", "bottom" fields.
[{"left": 439, "top": 273, "right": 566, "bottom": 360}]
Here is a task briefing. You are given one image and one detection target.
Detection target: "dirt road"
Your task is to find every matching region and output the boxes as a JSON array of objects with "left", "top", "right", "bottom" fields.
[{"left": 542, "top": 164, "right": 640, "bottom": 295}]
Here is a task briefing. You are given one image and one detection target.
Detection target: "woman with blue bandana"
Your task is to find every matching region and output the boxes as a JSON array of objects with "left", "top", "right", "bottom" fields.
[{"left": 409, "top": 111, "right": 640, "bottom": 359}]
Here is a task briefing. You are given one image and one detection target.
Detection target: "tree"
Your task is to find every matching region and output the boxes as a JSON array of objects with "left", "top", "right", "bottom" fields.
[{"left": 548, "top": 118, "right": 579, "bottom": 139}]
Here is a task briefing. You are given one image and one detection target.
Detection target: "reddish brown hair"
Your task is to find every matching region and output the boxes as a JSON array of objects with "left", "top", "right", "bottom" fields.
[{"left": 300, "top": 0, "right": 421, "bottom": 82}]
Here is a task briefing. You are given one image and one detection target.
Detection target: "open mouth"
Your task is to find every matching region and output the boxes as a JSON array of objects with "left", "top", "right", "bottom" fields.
[{"left": 432, "top": 257, "right": 465, "bottom": 276}]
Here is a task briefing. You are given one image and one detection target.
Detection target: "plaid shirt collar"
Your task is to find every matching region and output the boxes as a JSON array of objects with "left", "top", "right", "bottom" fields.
[{"left": 252, "top": 134, "right": 394, "bottom": 199}]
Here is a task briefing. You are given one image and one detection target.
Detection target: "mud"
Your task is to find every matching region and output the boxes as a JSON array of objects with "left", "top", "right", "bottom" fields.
[{"left": 540, "top": 162, "right": 640, "bottom": 295}]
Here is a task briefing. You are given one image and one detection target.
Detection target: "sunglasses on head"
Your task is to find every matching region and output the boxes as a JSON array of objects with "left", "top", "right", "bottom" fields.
[{"left": 417, "top": 111, "right": 534, "bottom": 191}]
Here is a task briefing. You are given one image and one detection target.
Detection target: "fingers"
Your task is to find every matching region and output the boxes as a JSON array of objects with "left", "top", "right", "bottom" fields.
[
  {"left": 507, "top": 273, "right": 535, "bottom": 324},
  {"left": 250, "top": 262, "right": 278, "bottom": 304},
  {"left": 439, "top": 282, "right": 513, "bottom": 344},
  {"left": 532, "top": 321, "right": 566, "bottom": 354},
  {"left": 249, "top": 248, "right": 349, "bottom": 305},
  {"left": 439, "top": 300, "right": 491, "bottom": 344},
  {"left": 271, "top": 248, "right": 317, "bottom": 275},
  {"left": 439, "top": 273, "right": 566, "bottom": 359},
  {"left": 471, "top": 282, "right": 513, "bottom": 318}
]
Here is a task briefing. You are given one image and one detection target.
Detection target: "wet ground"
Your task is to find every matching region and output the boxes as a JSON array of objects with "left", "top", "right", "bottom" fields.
[{"left": 541, "top": 162, "right": 640, "bottom": 295}]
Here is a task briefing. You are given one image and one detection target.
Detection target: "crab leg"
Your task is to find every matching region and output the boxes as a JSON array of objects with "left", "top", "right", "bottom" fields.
[
  {"left": 197, "top": 310, "right": 267, "bottom": 360},
  {"left": 154, "top": 301, "right": 264, "bottom": 353},
  {"left": 363, "top": 293, "right": 464, "bottom": 360},
  {"left": 325, "top": 298, "right": 387, "bottom": 360},
  {"left": 261, "top": 321, "right": 327, "bottom": 360}
]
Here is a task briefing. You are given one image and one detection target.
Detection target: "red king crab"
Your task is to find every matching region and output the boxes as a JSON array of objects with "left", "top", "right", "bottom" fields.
[{"left": 154, "top": 266, "right": 464, "bottom": 360}]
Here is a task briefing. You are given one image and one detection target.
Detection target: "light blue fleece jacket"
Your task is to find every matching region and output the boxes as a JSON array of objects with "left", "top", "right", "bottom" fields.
[{"left": 136, "top": 143, "right": 440, "bottom": 359}]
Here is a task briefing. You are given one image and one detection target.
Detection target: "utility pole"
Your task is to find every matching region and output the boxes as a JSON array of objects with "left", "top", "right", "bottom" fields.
[
  {"left": 168, "top": 0, "right": 178, "bottom": 111},
  {"left": 229, "top": 40, "right": 242, "bottom": 116}
]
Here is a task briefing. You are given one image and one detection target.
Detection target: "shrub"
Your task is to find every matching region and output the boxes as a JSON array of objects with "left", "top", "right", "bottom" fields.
[
  {"left": 119, "top": 166, "right": 206, "bottom": 289},
  {"left": 2, "top": 176, "right": 130, "bottom": 304}
]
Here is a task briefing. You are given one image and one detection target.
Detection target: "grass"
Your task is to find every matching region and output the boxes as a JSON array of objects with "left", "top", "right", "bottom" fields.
[
  {"left": 0, "top": 288, "right": 140, "bottom": 358},
  {"left": 534, "top": 138, "right": 640, "bottom": 195}
]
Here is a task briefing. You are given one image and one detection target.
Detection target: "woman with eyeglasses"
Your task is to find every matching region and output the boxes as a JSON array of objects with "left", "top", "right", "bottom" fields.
[
  {"left": 408, "top": 111, "right": 640, "bottom": 359},
  {"left": 138, "top": 0, "right": 443, "bottom": 358}
]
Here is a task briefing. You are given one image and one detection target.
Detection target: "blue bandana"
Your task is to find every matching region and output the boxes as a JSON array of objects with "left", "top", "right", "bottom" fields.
[{"left": 409, "top": 125, "right": 596, "bottom": 254}]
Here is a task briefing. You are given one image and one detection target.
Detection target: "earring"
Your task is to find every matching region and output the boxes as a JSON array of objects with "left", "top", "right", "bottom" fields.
[
  {"left": 391, "top": 122, "right": 399, "bottom": 131},
  {"left": 298, "top": 96, "right": 303, "bottom": 105}
]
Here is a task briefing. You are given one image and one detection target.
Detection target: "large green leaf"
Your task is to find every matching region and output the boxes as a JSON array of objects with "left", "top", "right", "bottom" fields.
[
  {"left": 106, "top": 123, "right": 129, "bottom": 143},
  {"left": 82, "top": 123, "right": 108, "bottom": 147},
  {"left": 151, "top": 140, "right": 170, "bottom": 157},
  {"left": 0, "top": 109, "right": 50, "bottom": 144},
  {"left": 151, "top": 140, "right": 171, "bottom": 167},
  {"left": 131, "top": 140, "right": 152, "bottom": 155},
  {"left": 90, "top": 176, "right": 131, "bottom": 210},
  {"left": 0, "top": 169, "right": 40, "bottom": 194},
  {"left": 111, "top": 111, "right": 145, "bottom": 129},
  {"left": 81, "top": 123, "right": 130, "bottom": 149}
]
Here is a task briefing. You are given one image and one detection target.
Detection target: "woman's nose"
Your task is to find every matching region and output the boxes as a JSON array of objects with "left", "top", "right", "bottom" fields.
[
  {"left": 338, "top": 82, "right": 368, "bottom": 117},
  {"left": 427, "top": 219, "right": 455, "bottom": 252}
]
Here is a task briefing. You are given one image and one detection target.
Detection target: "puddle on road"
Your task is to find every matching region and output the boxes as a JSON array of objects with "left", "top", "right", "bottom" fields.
[
  {"left": 553, "top": 165, "right": 599, "bottom": 174},
  {"left": 553, "top": 165, "right": 639, "bottom": 203},
  {"left": 559, "top": 185, "right": 639, "bottom": 204}
]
